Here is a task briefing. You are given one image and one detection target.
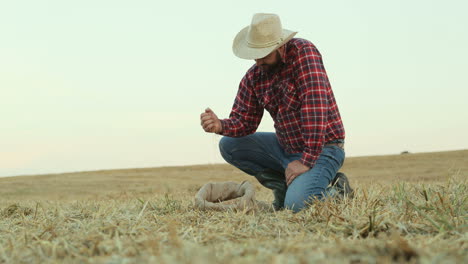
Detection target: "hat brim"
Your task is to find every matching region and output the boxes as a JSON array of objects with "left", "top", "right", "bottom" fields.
[{"left": 233, "top": 26, "right": 297, "bottom": 60}]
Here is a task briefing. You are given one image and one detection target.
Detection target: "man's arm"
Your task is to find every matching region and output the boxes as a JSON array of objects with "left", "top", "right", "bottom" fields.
[
  {"left": 295, "top": 45, "right": 330, "bottom": 168},
  {"left": 218, "top": 75, "right": 264, "bottom": 137}
]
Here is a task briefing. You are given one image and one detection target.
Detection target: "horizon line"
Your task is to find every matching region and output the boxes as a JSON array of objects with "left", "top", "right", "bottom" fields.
[{"left": 1, "top": 148, "right": 466, "bottom": 179}]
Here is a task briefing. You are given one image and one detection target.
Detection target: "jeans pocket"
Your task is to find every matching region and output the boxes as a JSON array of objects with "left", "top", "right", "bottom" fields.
[{"left": 320, "top": 146, "right": 345, "bottom": 169}]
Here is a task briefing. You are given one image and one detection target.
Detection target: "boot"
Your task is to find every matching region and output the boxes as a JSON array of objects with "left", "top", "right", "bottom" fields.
[
  {"left": 255, "top": 170, "right": 287, "bottom": 211},
  {"left": 330, "top": 172, "right": 354, "bottom": 199}
]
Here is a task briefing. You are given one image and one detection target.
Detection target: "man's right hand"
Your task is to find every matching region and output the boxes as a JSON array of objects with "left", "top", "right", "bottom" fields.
[{"left": 200, "top": 108, "right": 222, "bottom": 134}]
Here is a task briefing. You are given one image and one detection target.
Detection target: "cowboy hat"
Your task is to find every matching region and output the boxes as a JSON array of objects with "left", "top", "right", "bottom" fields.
[{"left": 233, "top": 13, "right": 297, "bottom": 60}]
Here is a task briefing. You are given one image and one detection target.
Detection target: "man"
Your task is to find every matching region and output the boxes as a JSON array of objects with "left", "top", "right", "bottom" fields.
[{"left": 200, "top": 13, "right": 353, "bottom": 212}]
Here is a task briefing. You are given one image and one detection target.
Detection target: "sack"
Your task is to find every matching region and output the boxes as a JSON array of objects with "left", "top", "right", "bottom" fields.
[{"left": 194, "top": 181, "right": 273, "bottom": 212}]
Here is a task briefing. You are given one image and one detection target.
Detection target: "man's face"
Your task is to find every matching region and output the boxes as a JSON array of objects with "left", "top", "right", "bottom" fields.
[{"left": 255, "top": 46, "right": 284, "bottom": 72}]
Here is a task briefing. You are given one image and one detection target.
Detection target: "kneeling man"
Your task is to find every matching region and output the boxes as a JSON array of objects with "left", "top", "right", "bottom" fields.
[{"left": 200, "top": 13, "right": 353, "bottom": 212}]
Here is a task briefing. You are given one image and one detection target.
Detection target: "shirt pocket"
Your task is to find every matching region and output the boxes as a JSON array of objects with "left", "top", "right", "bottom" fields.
[
  {"left": 257, "top": 90, "right": 272, "bottom": 111},
  {"left": 281, "top": 81, "right": 301, "bottom": 111}
]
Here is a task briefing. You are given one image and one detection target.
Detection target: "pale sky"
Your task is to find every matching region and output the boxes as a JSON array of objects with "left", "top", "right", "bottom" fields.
[{"left": 1, "top": 0, "right": 467, "bottom": 177}]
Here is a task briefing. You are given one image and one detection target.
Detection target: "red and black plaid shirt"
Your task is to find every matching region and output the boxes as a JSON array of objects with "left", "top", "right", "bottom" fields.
[{"left": 220, "top": 38, "right": 345, "bottom": 168}]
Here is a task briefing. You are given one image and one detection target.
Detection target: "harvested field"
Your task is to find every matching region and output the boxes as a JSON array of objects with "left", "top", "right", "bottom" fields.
[{"left": 0, "top": 150, "right": 467, "bottom": 263}]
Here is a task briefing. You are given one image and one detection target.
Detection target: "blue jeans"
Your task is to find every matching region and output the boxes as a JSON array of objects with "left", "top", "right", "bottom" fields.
[{"left": 219, "top": 132, "right": 345, "bottom": 212}]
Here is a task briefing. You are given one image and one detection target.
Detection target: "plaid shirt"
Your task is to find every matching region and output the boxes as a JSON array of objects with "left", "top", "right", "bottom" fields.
[{"left": 220, "top": 38, "right": 345, "bottom": 168}]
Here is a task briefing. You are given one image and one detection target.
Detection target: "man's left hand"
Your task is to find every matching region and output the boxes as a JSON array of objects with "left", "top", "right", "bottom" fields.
[{"left": 285, "top": 160, "right": 310, "bottom": 186}]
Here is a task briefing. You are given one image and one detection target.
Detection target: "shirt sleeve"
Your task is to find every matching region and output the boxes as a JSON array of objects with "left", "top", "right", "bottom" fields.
[
  {"left": 294, "top": 45, "right": 330, "bottom": 168},
  {"left": 219, "top": 74, "right": 264, "bottom": 137}
]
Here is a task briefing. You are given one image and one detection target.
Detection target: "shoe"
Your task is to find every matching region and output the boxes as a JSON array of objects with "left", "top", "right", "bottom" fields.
[
  {"left": 271, "top": 188, "right": 286, "bottom": 211},
  {"left": 255, "top": 170, "right": 287, "bottom": 211},
  {"left": 331, "top": 172, "right": 354, "bottom": 199}
]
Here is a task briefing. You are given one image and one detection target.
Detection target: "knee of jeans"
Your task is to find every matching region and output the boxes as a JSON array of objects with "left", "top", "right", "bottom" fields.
[
  {"left": 284, "top": 189, "right": 324, "bottom": 213},
  {"left": 219, "top": 136, "right": 236, "bottom": 162},
  {"left": 284, "top": 193, "right": 306, "bottom": 213},
  {"left": 284, "top": 199, "right": 304, "bottom": 213}
]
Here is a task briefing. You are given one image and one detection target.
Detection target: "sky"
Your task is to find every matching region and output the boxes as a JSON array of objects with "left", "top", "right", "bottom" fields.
[{"left": 1, "top": 0, "right": 467, "bottom": 177}]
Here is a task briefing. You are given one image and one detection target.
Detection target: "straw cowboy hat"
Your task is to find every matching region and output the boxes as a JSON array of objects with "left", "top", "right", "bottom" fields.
[{"left": 233, "top": 13, "right": 297, "bottom": 60}]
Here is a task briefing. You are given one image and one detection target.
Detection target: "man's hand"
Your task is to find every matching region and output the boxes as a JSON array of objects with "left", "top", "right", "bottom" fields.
[
  {"left": 285, "top": 160, "right": 310, "bottom": 186},
  {"left": 200, "top": 108, "right": 222, "bottom": 134}
]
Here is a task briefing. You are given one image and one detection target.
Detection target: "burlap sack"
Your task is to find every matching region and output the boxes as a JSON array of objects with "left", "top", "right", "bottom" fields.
[{"left": 194, "top": 181, "right": 273, "bottom": 212}]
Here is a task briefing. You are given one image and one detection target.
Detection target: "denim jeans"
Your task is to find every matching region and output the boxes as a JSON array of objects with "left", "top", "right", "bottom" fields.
[{"left": 219, "top": 132, "right": 345, "bottom": 212}]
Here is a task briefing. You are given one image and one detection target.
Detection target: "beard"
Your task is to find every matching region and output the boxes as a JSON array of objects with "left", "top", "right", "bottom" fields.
[
  {"left": 259, "top": 62, "right": 282, "bottom": 74},
  {"left": 258, "top": 51, "right": 283, "bottom": 74}
]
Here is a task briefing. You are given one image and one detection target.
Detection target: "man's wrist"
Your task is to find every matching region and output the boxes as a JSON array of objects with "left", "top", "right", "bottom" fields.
[
  {"left": 300, "top": 152, "right": 317, "bottom": 168},
  {"left": 215, "top": 120, "right": 224, "bottom": 135}
]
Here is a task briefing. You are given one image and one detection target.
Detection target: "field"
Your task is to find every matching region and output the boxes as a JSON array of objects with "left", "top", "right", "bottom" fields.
[{"left": 0, "top": 150, "right": 467, "bottom": 263}]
